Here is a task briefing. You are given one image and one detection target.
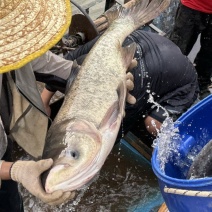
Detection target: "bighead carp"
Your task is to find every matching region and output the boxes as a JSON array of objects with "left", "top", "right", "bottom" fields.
[{"left": 42, "top": 0, "right": 170, "bottom": 193}]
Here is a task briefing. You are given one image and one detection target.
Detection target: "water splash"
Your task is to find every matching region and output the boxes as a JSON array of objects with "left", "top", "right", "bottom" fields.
[
  {"left": 152, "top": 117, "right": 180, "bottom": 173},
  {"left": 146, "top": 92, "right": 181, "bottom": 173}
]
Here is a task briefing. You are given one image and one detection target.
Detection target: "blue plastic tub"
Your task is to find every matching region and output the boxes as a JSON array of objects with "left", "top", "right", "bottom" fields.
[{"left": 152, "top": 94, "right": 212, "bottom": 212}]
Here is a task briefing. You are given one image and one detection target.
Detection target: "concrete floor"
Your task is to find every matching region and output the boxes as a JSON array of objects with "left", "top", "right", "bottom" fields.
[{"left": 72, "top": 0, "right": 125, "bottom": 20}]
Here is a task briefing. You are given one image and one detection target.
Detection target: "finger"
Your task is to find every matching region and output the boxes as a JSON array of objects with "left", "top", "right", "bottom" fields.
[
  {"left": 126, "top": 72, "right": 134, "bottom": 82},
  {"left": 127, "top": 59, "right": 137, "bottom": 71},
  {"left": 126, "top": 79, "right": 134, "bottom": 91},
  {"left": 126, "top": 93, "right": 136, "bottom": 104},
  {"left": 49, "top": 191, "right": 76, "bottom": 206},
  {"left": 38, "top": 189, "right": 63, "bottom": 204},
  {"left": 38, "top": 159, "right": 53, "bottom": 173}
]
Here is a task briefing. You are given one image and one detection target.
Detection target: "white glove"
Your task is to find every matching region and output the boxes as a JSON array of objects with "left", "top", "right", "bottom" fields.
[{"left": 10, "top": 159, "right": 75, "bottom": 206}]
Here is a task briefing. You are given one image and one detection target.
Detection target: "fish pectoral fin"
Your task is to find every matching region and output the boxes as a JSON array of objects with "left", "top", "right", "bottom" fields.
[
  {"left": 65, "top": 60, "right": 81, "bottom": 94},
  {"left": 100, "top": 81, "right": 126, "bottom": 132},
  {"left": 121, "top": 42, "right": 137, "bottom": 71}
]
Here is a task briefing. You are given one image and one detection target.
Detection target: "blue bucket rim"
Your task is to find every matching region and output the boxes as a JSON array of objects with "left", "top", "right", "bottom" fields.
[{"left": 152, "top": 94, "right": 212, "bottom": 188}]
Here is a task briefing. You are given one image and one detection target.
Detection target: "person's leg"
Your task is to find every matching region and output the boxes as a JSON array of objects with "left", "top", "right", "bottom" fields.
[
  {"left": 169, "top": 3, "right": 200, "bottom": 55},
  {"left": 0, "top": 180, "right": 23, "bottom": 212},
  {"left": 194, "top": 14, "right": 212, "bottom": 96}
]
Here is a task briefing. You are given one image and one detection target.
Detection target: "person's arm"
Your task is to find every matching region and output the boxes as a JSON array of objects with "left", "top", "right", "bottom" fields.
[
  {"left": 41, "top": 87, "right": 55, "bottom": 116},
  {"left": 0, "top": 161, "right": 13, "bottom": 180},
  {"left": 31, "top": 51, "right": 72, "bottom": 115}
]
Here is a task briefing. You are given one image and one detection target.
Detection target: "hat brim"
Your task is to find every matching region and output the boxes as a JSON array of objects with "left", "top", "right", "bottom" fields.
[{"left": 0, "top": 0, "right": 72, "bottom": 73}]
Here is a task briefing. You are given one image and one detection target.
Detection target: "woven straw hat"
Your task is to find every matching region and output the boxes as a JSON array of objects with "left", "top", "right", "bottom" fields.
[{"left": 0, "top": 0, "right": 72, "bottom": 73}]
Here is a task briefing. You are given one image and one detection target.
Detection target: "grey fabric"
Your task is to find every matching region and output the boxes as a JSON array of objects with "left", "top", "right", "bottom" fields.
[
  {"left": 31, "top": 51, "right": 72, "bottom": 80},
  {"left": 8, "top": 71, "right": 48, "bottom": 159},
  {"left": 0, "top": 75, "right": 2, "bottom": 98},
  {"left": 0, "top": 117, "right": 7, "bottom": 160},
  {"left": 15, "top": 64, "right": 46, "bottom": 114},
  {"left": 0, "top": 75, "right": 8, "bottom": 160}
]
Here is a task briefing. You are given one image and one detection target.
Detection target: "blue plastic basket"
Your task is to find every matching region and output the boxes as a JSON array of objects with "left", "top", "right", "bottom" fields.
[{"left": 152, "top": 94, "right": 212, "bottom": 212}]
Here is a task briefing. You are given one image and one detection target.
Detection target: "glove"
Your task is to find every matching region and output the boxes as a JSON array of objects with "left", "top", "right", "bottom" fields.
[
  {"left": 126, "top": 59, "right": 137, "bottom": 104},
  {"left": 10, "top": 159, "right": 75, "bottom": 206}
]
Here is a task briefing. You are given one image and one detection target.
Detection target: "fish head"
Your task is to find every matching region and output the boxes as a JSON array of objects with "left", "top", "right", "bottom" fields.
[{"left": 45, "top": 119, "right": 102, "bottom": 193}]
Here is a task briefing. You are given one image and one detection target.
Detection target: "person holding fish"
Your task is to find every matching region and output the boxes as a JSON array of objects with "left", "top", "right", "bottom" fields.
[
  {"left": 33, "top": 0, "right": 200, "bottom": 195},
  {"left": 32, "top": 0, "right": 201, "bottom": 195},
  {"left": 0, "top": 0, "right": 199, "bottom": 210},
  {"left": 0, "top": 0, "right": 75, "bottom": 211},
  {"left": 0, "top": 0, "right": 137, "bottom": 210}
]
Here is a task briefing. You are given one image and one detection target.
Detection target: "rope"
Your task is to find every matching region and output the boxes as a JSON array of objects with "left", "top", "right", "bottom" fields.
[{"left": 164, "top": 187, "right": 212, "bottom": 198}]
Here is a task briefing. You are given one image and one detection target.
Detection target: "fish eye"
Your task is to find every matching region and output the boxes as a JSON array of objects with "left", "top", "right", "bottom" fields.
[
  {"left": 67, "top": 149, "right": 79, "bottom": 159},
  {"left": 71, "top": 151, "right": 76, "bottom": 158}
]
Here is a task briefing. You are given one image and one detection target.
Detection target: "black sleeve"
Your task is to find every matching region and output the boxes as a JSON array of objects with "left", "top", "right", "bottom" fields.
[
  {"left": 64, "top": 36, "right": 100, "bottom": 61},
  {"left": 34, "top": 72, "right": 67, "bottom": 93}
]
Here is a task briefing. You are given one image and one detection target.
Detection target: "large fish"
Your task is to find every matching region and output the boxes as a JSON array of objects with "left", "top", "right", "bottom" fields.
[
  {"left": 42, "top": 0, "right": 170, "bottom": 193},
  {"left": 187, "top": 139, "right": 212, "bottom": 179}
]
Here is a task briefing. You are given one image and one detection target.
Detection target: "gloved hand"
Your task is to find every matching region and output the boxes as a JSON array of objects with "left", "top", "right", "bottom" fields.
[
  {"left": 10, "top": 159, "right": 75, "bottom": 206},
  {"left": 126, "top": 59, "right": 137, "bottom": 104}
]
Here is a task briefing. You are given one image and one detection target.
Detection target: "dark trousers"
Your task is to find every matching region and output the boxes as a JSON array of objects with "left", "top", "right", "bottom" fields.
[
  {"left": 0, "top": 180, "right": 23, "bottom": 212},
  {"left": 0, "top": 138, "right": 24, "bottom": 212},
  {"left": 169, "top": 3, "right": 212, "bottom": 91}
]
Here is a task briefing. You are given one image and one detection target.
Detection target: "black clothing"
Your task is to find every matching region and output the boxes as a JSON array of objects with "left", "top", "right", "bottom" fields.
[
  {"left": 123, "top": 30, "right": 198, "bottom": 123},
  {"left": 169, "top": 3, "right": 212, "bottom": 92},
  {"left": 0, "top": 136, "right": 23, "bottom": 212},
  {"left": 65, "top": 29, "right": 199, "bottom": 125}
]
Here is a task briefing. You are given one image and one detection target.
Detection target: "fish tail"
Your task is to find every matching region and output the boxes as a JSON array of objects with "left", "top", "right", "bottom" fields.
[{"left": 106, "top": 0, "right": 170, "bottom": 30}]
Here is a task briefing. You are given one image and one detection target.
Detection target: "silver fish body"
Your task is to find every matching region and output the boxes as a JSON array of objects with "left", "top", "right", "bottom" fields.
[
  {"left": 42, "top": 0, "right": 170, "bottom": 193},
  {"left": 187, "top": 139, "right": 212, "bottom": 179}
]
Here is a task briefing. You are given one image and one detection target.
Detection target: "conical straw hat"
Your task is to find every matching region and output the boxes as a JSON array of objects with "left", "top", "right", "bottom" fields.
[{"left": 0, "top": 0, "right": 72, "bottom": 73}]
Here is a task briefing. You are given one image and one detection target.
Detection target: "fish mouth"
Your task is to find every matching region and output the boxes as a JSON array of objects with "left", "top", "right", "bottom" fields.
[
  {"left": 55, "top": 162, "right": 71, "bottom": 168},
  {"left": 45, "top": 155, "right": 101, "bottom": 193}
]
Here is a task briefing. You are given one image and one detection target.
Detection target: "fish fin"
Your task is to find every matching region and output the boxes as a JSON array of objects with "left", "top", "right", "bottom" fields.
[
  {"left": 117, "top": 81, "right": 127, "bottom": 117},
  {"left": 101, "top": 4, "right": 121, "bottom": 26},
  {"left": 65, "top": 60, "right": 80, "bottom": 94},
  {"left": 121, "top": 42, "right": 137, "bottom": 70},
  {"left": 99, "top": 81, "right": 126, "bottom": 131},
  {"left": 118, "top": 0, "right": 170, "bottom": 30}
]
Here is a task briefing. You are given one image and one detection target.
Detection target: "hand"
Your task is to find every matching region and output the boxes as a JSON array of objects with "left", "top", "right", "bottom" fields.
[
  {"left": 10, "top": 159, "right": 75, "bottom": 206},
  {"left": 126, "top": 59, "right": 137, "bottom": 104}
]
